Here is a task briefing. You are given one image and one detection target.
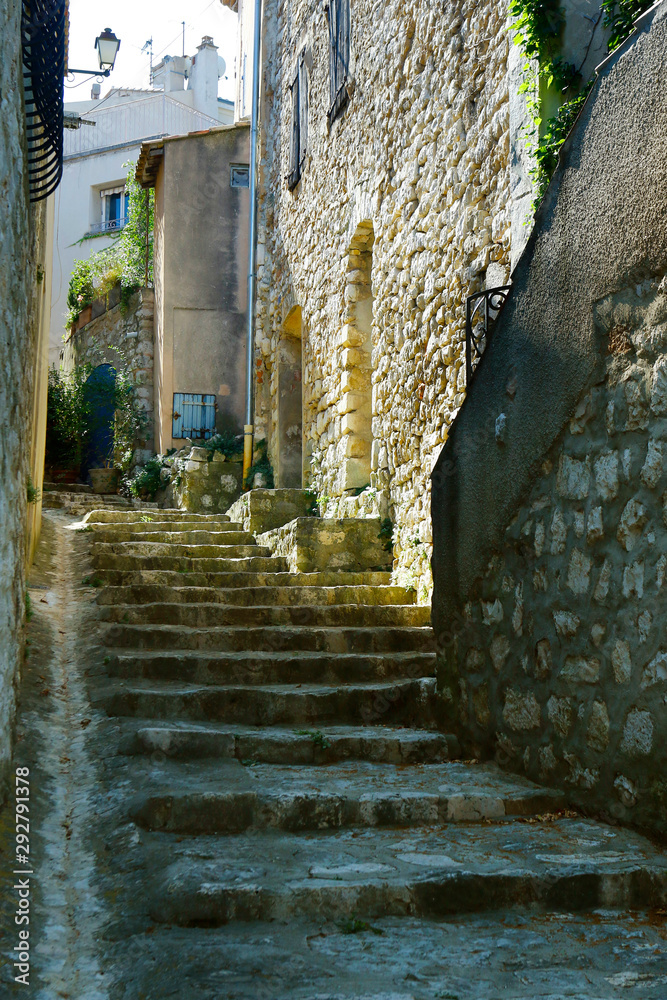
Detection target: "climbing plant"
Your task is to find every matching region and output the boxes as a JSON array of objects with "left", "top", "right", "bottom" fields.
[
  {"left": 510, "top": 0, "right": 652, "bottom": 211},
  {"left": 66, "top": 161, "right": 154, "bottom": 327},
  {"left": 601, "top": 0, "right": 653, "bottom": 50}
]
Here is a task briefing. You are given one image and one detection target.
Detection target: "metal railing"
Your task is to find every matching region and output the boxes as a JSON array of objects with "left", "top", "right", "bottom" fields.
[
  {"left": 465, "top": 285, "right": 512, "bottom": 384},
  {"left": 89, "top": 217, "right": 128, "bottom": 235},
  {"left": 21, "top": 0, "right": 67, "bottom": 202}
]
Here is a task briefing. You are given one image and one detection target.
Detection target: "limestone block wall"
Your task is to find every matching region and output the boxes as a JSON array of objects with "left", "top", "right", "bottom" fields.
[
  {"left": 254, "top": 0, "right": 513, "bottom": 598},
  {"left": 257, "top": 517, "right": 392, "bottom": 574},
  {"left": 452, "top": 277, "right": 667, "bottom": 837},
  {"left": 63, "top": 288, "right": 155, "bottom": 465},
  {"left": 0, "top": 0, "right": 52, "bottom": 796}
]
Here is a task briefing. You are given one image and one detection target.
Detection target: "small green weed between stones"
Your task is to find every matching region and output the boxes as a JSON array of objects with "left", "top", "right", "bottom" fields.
[
  {"left": 25, "top": 593, "right": 33, "bottom": 622},
  {"left": 82, "top": 576, "right": 103, "bottom": 588},
  {"left": 139, "top": 514, "right": 153, "bottom": 522},
  {"left": 103, "top": 656, "right": 110, "bottom": 665},
  {"left": 338, "top": 916, "right": 383, "bottom": 936},
  {"left": 294, "top": 729, "right": 331, "bottom": 750},
  {"left": 378, "top": 517, "right": 393, "bottom": 553},
  {"left": 26, "top": 477, "right": 40, "bottom": 504},
  {"left": 75, "top": 525, "right": 93, "bottom": 533}
]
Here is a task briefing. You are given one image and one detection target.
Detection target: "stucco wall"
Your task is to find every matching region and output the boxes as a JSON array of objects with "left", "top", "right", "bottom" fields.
[
  {"left": 431, "top": 2, "right": 667, "bottom": 836},
  {"left": 152, "top": 126, "right": 250, "bottom": 452},
  {"left": 254, "top": 0, "right": 514, "bottom": 600},
  {"left": 63, "top": 288, "right": 155, "bottom": 465},
  {"left": 0, "top": 0, "right": 52, "bottom": 796}
]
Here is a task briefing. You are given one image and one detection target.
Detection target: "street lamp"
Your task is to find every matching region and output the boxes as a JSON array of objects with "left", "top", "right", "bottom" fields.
[{"left": 68, "top": 28, "right": 121, "bottom": 78}]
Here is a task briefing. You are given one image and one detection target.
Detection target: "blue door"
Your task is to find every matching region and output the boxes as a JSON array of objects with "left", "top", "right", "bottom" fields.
[{"left": 82, "top": 364, "right": 116, "bottom": 479}]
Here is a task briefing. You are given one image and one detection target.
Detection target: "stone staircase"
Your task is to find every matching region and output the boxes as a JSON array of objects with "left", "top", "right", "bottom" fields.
[{"left": 74, "top": 504, "right": 667, "bottom": 983}]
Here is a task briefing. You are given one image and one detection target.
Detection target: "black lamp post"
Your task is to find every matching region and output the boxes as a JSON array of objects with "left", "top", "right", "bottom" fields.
[{"left": 68, "top": 28, "right": 121, "bottom": 77}]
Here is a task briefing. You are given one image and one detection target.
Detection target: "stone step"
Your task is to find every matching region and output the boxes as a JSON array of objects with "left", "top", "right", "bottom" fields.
[
  {"left": 103, "top": 677, "right": 439, "bottom": 727},
  {"left": 126, "top": 722, "right": 458, "bottom": 763},
  {"left": 93, "top": 569, "right": 394, "bottom": 589},
  {"left": 83, "top": 510, "right": 231, "bottom": 524},
  {"left": 106, "top": 649, "right": 436, "bottom": 686},
  {"left": 103, "top": 623, "right": 434, "bottom": 653},
  {"left": 92, "top": 550, "right": 278, "bottom": 573},
  {"left": 43, "top": 481, "right": 93, "bottom": 493},
  {"left": 96, "top": 584, "right": 417, "bottom": 607},
  {"left": 89, "top": 525, "right": 246, "bottom": 543},
  {"left": 146, "top": 818, "right": 667, "bottom": 926},
  {"left": 91, "top": 537, "right": 257, "bottom": 556},
  {"left": 130, "top": 761, "right": 566, "bottom": 835},
  {"left": 100, "top": 602, "right": 431, "bottom": 627},
  {"left": 100, "top": 912, "right": 667, "bottom": 1000}
]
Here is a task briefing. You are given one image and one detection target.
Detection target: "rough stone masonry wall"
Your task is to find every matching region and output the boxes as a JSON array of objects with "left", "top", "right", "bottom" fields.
[
  {"left": 63, "top": 289, "right": 155, "bottom": 465},
  {"left": 255, "top": 0, "right": 512, "bottom": 600},
  {"left": 453, "top": 277, "right": 667, "bottom": 838},
  {"left": 0, "top": 0, "right": 48, "bottom": 797}
]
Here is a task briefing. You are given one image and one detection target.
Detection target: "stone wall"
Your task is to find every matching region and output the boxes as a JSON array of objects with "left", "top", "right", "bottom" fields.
[
  {"left": 451, "top": 276, "right": 667, "bottom": 837},
  {"left": 431, "top": 4, "right": 667, "bottom": 839},
  {"left": 0, "top": 0, "right": 52, "bottom": 797},
  {"left": 63, "top": 288, "right": 155, "bottom": 465},
  {"left": 257, "top": 517, "right": 392, "bottom": 574},
  {"left": 160, "top": 447, "right": 243, "bottom": 513},
  {"left": 254, "top": 0, "right": 514, "bottom": 598}
]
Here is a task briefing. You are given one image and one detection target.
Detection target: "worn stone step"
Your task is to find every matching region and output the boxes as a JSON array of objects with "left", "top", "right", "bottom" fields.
[
  {"left": 130, "top": 761, "right": 566, "bottom": 834},
  {"left": 146, "top": 818, "right": 667, "bottom": 926},
  {"left": 92, "top": 551, "right": 277, "bottom": 573},
  {"left": 99, "top": 602, "right": 431, "bottom": 627},
  {"left": 96, "top": 584, "right": 417, "bottom": 607},
  {"left": 91, "top": 537, "right": 257, "bottom": 556},
  {"left": 126, "top": 722, "right": 457, "bottom": 763},
  {"left": 103, "top": 677, "right": 438, "bottom": 727},
  {"left": 89, "top": 526, "right": 247, "bottom": 544},
  {"left": 83, "top": 510, "right": 231, "bottom": 524},
  {"left": 93, "top": 569, "right": 393, "bottom": 589},
  {"left": 103, "top": 623, "right": 434, "bottom": 654},
  {"left": 106, "top": 649, "right": 436, "bottom": 686}
]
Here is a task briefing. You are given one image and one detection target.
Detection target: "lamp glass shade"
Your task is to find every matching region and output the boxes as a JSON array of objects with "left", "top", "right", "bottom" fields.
[{"left": 95, "top": 29, "right": 121, "bottom": 71}]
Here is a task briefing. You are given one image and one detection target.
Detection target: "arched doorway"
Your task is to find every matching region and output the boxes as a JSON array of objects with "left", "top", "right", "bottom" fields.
[
  {"left": 81, "top": 363, "right": 116, "bottom": 480},
  {"left": 338, "top": 220, "right": 374, "bottom": 491},
  {"left": 277, "top": 306, "right": 303, "bottom": 488}
]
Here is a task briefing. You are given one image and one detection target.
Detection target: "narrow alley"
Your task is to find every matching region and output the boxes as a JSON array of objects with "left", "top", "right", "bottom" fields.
[{"left": 3, "top": 493, "right": 667, "bottom": 997}]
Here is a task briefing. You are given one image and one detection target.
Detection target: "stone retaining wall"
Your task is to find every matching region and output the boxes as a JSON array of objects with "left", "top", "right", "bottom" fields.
[{"left": 257, "top": 517, "right": 392, "bottom": 574}]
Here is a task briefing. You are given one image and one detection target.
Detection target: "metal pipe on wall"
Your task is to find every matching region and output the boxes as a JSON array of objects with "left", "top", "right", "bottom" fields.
[{"left": 243, "top": 0, "right": 263, "bottom": 487}]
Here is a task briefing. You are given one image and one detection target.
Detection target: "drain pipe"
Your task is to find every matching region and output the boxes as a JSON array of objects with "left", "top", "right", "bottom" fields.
[{"left": 243, "top": 0, "right": 263, "bottom": 488}]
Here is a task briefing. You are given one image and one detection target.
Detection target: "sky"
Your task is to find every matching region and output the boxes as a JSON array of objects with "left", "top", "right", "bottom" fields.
[{"left": 65, "top": 0, "right": 238, "bottom": 102}]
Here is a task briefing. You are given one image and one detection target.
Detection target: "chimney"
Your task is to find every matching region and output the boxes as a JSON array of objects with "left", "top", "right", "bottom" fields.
[
  {"left": 187, "top": 36, "right": 224, "bottom": 120},
  {"left": 152, "top": 54, "right": 187, "bottom": 93}
]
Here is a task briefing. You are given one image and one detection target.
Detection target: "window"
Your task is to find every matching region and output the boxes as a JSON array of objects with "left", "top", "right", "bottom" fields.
[
  {"left": 327, "top": 0, "right": 350, "bottom": 125},
  {"left": 287, "top": 51, "right": 308, "bottom": 190},
  {"left": 230, "top": 164, "right": 250, "bottom": 188},
  {"left": 91, "top": 185, "right": 127, "bottom": 234},
  {"left": 172, "top": 393, "right": 216, "bottom": 439}
]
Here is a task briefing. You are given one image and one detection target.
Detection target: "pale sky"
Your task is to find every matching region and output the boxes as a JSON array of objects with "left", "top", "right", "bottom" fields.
[{"left": 65, "top": 0, "right": 238, "bottom": 102}]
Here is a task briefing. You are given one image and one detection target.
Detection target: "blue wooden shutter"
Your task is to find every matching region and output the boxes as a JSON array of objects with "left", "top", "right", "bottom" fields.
[{"left": 173, "top": 393, "right": 216, "bottom": 440}]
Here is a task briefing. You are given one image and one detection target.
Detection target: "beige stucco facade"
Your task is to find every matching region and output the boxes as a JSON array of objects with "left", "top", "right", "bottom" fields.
[{"left": 139, "top": 125, "right": 250, "bottom": 454}]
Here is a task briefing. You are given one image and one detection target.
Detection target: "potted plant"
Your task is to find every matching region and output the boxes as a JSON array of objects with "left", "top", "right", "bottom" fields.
[{"left": 89, "top": 463, "right": 120, "bottom": 494}]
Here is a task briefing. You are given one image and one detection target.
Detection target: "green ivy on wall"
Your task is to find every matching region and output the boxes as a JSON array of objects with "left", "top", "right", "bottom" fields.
[{"left": 511, "top": 0, "right": 653, "bottom": 210}]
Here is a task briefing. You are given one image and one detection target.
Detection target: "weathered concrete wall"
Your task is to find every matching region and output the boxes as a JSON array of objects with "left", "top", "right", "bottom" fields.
[
  {"left": 148, "top": 125, "right": 250, "bottom": 453},
  {"left": 253, "top": 0, "right": 514, "bottom": 598},
  {"left": 0, "top": 0, "right": 53, "bottom": 796},
  {"left": 258, "top": 517, "right": 392, "bottom": 574},
  {"left": 431, "top": 3, "right": 667, "bottom": 837},
  {"left": 63, "top": 288, "right": 155, "bottom": 465}
]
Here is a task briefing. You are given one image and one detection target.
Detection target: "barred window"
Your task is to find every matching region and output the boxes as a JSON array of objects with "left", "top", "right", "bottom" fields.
[
  {"left": 287, "top": 51, "right": 307, "bottom": 191},
  {"left": 327, "top": 0, "right": 350, "bottom": 126}
]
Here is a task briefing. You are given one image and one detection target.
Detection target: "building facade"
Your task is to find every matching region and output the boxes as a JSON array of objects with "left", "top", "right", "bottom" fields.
[
  {"left": 229, "top": 0, "right": 609, "bottom": 600},
  {"left": 137, "top": 125, "right": 251, "bottom": 453},
  {"left": 49, "top": 37, "right": 234, "bottom": 365}
]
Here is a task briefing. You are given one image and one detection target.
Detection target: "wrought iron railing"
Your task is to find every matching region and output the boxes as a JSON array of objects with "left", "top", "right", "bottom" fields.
[
  {"left": 465, "top": 285, "right": 511, "bottom": 384},
  {"left": 89, "top": 217, "right": 128, "bottom": 235},
  {"left": 21, "top": 0, "right": 67, "bottom": 202}
]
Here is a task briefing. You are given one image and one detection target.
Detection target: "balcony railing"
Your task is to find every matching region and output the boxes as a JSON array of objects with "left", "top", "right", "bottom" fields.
[
  {"left": 22, "top": 0, "right": 67, "bottom": 202},
  {"left": 89, "top": 217, "right": 128, "bottom": 235}
]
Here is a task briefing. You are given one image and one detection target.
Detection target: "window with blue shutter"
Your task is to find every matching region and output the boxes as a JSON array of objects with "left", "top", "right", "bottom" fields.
[
  {"left": 172, "top": 393, "right": 216, "bottom": 440},
  {"left": 287, "top": 50, "right": 307, "bottom": 190},
  {"left": 327, "top": 0, "right": 350, "bottom": 126}
]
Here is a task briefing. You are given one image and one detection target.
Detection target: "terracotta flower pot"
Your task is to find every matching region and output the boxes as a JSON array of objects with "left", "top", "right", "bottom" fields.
[
  {"left": 89, "top": 468, "right": 120, "bottom": 495},
  {"left": 78, "top": 305, "right": 93, "bottom": 328}
]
